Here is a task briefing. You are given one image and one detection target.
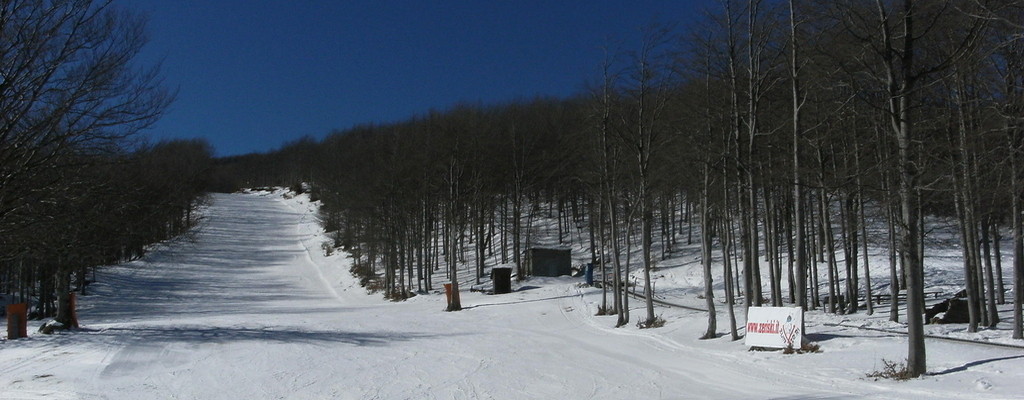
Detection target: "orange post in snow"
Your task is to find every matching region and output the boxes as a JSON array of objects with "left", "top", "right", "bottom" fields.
[{"left": 6, "top": 303, "right": 28, "bottom": 339}]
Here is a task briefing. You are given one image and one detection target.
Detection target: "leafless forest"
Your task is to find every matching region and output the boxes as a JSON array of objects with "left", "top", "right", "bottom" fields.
[{"left": 0, "top": 1, "right": 211, "bottom": 328}]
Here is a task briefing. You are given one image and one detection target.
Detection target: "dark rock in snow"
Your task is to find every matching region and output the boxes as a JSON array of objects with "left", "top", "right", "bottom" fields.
[
  {"left": 926, "top": 298, "right": 970, "bottom": 324},
  {"left": 38, "top": 320, "right": 66, "bottom": 334}
]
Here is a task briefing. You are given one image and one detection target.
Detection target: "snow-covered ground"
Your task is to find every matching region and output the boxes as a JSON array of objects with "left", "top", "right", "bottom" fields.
[{"left": 2, "top": 191, "right": 1023, "bottom": 399}]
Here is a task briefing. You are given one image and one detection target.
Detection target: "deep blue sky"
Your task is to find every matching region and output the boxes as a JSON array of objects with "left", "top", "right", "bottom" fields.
[{"left": 123, "top": 1, "right": 715, "bottom": 156}]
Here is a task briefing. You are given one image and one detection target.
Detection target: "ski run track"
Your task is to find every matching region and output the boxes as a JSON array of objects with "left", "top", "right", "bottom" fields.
[{"left": 2, "top": 191, "right": 1023, "bottom": 399}]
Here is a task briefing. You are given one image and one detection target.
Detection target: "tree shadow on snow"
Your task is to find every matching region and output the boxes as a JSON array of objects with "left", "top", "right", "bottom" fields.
[
  {"left": 804, "top": 332, "right": 899, "bottom": 342},
  {"left": 90, "top": 326, "right": 446, "bottom": 347},
  {"left": 462, "top": 294, "right": 579, "bottom": 310},
  {"left": 930, "top": 354, "right": 1024, "bottom": 376}
]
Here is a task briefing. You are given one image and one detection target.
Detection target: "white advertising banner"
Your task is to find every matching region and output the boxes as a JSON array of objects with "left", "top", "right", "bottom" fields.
[{"left": 745, "top": 307, "right": 803, "bottom": 349}]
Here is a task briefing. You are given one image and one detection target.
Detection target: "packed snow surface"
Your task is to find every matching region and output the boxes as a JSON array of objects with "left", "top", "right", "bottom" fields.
[{"left": 2, "top": 192, "right": 1023, "bottom": 399}]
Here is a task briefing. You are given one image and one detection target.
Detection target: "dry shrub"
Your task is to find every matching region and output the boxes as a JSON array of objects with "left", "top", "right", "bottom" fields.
[
  {"left": 637, "top": 316, "right": 666, "bottom": 329},
  {"left": 321, "top": 241, "right": 335, "bottom": 256},
  {"left": 783, "top": 342, "right": 822, "bottom": 354},
  {"left": 384, "top": 289, "right": 415, "bottom": 302},
  {"left": 867, "top": 359, "right": 914, "bottom": 381}
]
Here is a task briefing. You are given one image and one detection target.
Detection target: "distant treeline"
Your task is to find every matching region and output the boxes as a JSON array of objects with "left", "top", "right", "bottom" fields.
[
  {"left": 212, "top": 0, "right": 1024, "bottom": 376},
  {"left": 0, "top": 1, "right": 213, "bottom": 327}
]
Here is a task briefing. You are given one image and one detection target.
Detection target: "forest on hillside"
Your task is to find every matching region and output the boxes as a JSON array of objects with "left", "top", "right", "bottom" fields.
[
  {"left": 214, "top": 1, "right": 1024, "bottom": 377},
  {"left": 0, "top": 2, "right": 213, "bottom": 328}
]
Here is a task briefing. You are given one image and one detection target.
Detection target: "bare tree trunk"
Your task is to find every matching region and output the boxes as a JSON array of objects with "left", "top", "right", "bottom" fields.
[
  {"left": 611, "top": 196, "right": 626, "bottom": 325},
  {"left": 953, "top": 189, "right": 980, "bottom": 331},
  {"left": 722, "top": 215, "right": 740, "bottom": 341},
  {"left": 1012, "top": 122, "right": 1024, "bottom": 340},
  {"left": 764, "top": 188, "right": 782, "bottom": 306},
  {"left": 982, "top": 217, "right": 999, "bottom": 327},
  {"left": 620, "top": 214, "right": 634, "bottom": 327},
  {"left": 54, "top": 269, "right": 73, "bottom": 327},
  {"left": 871, "top": 0, "right": 927, "bottom": 375},
  {"left": 952, "top": 77, "right": 981, "bottom": 332},
  {"left": 639, "top": 113, "right": 657, "bottom": 327},
  {"left": 596, "top": 50, "right": 619, "bottom": 318},
  {"left": 859, "top": 178, "right": 873, "bottom": 315},
  {"left": 588, "top": 195, "right": 605, "bottom": 312},
  {"left": 808, "top": 199, "right": 821, "bottom": 310},
  {"left": 642, "top": 190, "right": 657, "bottom": 325},
  {"left": 446, "top": 158, "right": 463, "bottom": 312},
  {"left": 819, "top": 188, "right": 839, "bottom": 314},
  {"left": 500, "top": 195, "right": 508, "bottom": 265},
  {"left": 993, "top": 223, "right": 1005, "bottom": 305},
  {"left": 598, "top": 197, "right": 609, "bottom": 313},
  {"left": 846, "top": 136, "right": 869, "bottom": 315},
  {"left": 701, "top": 168, "right": 717, "bottom": 339},
  {"left": 887, "top": 198, "right": 901, "bottom": 322},
  {"left": 786, "top": 194, "right": 797, "bottom": 305},
  {"left": 512, "top": 194, "right": 523, "bottom": 280},
  {"left": 476, "top": 201, "right": 486, "bottom": 285},
  {"left": 723, "top": 0, "right": 749, "bottom": 314}
]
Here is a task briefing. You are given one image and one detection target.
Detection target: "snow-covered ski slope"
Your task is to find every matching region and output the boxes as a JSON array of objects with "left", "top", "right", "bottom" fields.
[{"left": 2, "top": 192, "right": 1022, "bottom": 399}]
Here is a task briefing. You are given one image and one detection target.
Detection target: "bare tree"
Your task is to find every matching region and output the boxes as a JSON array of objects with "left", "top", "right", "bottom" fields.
[
  {"left": 0, "top": 0, "right": 175, "bottom": 327},
  {"left": 616, "top": 25, "right": 679, "bottom": 328},
  {"left": 0, "top": 0, "right": 172, "bottom": 238},
  {"left": 825, "top": 0, "right": 991, "bottom": 376},
  {"left": 788, "top": 0, "right": 809, "bottom": 311}
]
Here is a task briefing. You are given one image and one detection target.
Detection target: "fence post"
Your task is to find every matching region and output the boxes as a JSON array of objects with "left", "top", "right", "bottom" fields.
[{"left": 6, "top": 303, "right": 28, "bottom": 339}]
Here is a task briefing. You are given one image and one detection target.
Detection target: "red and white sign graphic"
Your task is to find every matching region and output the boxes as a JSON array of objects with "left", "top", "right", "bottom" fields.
[{"left": 744, "top": 307, "right": 803, "bottom": 349}]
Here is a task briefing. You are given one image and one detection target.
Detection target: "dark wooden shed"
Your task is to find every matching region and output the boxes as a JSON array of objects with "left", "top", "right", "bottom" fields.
[{"left": 527, "top": 247, "right": 572, "bottom": 277}]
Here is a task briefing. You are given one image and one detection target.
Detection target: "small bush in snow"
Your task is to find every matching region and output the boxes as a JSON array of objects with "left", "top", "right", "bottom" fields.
[
  {"left": 637, "top": 316, "right": 666, "bottom": 329},
  {"left": 783, "top": 342, "right": 822, "bottom": 354},
  {"left": 363, "top": 277, "right": 383, "bottom": 293},
  {"left": 321, "top": 241, "right": 334, "bottom": 256},
  {"left": 867, "top": 359, "right": 914, "bottom": 381},
  {"left": 384, "top": 289, "right": 415, "bottom": 302}
]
